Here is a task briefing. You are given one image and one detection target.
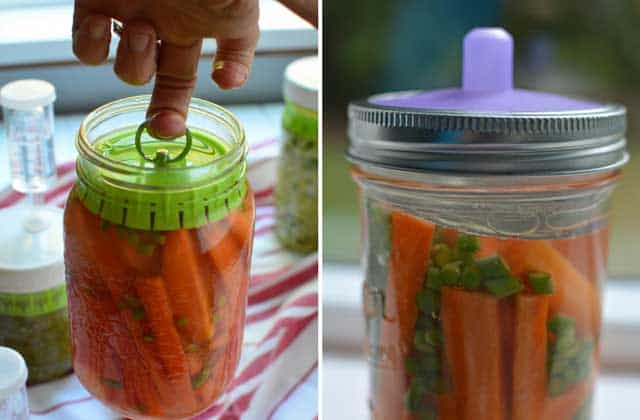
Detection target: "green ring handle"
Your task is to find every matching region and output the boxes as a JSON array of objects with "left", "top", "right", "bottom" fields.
[{"left": 135, "top": 120, "right": 192, "bottom": 165}]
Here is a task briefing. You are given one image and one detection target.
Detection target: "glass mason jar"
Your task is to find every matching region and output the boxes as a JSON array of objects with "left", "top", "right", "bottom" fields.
[
  {"left": 349, "top": 29, "right": 629, "bottom": 420},
  {"left": 64, "top": 96, "right": 254, "bottom": 419},
  {"left": 275, "top": 56, "right": 319, "bottom": 253},
  {"left": 0, "top": 79, "right": 71, "bottom": 385},
  {"left": 0, "top": 262, "right": 71, "bottom": 385}
]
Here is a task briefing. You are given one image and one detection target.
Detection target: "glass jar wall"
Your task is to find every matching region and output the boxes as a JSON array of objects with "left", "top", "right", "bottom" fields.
[
  {"left": 354, "top": 168, "right": 617, "bottom": 420},
  {"left": 64, "top": 96, "right": 254, "bottom": 419}
]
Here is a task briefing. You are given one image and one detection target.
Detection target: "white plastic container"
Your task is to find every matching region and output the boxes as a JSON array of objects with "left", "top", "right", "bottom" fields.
[{"left": 0, "top": 346, "right": 29, "bottom": 420}]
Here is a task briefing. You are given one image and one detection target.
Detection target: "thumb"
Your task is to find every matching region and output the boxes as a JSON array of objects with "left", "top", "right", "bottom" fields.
[{"left": 211, "top": 27, "right": 259, "bottom": 90}]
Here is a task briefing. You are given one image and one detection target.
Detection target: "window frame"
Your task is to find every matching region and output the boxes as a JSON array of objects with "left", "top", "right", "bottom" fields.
[{"left": 0, "top": 0, "right": 317, "bottom": 110}]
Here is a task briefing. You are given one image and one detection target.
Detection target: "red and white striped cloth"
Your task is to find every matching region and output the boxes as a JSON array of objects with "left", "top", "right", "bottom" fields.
[{"left": 3, "top": 139, "right": 318, "bottom": 420}]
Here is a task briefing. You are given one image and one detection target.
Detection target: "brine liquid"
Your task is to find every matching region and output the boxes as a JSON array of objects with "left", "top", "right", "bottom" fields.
[
  {"left": 364, "top": 207, "right": 605, "bottom": 420},
  {"left": 64, "top": 189, "right": 254, "bottom": 419}
]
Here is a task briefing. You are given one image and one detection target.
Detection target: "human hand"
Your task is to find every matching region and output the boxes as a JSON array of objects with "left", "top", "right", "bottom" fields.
[{"left": 72, "top": 0, "right": 259, "bottom": 138}]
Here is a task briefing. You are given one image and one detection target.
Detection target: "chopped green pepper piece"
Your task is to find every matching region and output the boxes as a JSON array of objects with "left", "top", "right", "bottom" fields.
[
  {"left": 405, "top": 357, "right": 418, "bottom": 375},
  {"left": 548, "top": 315, "right": 576, "bottom": 337},
  {"left": 417, "top": 409, "right": 437, "bottom": 420},
  {"left": 413, "top": 331, "right": 436, "bottom": 353},
  {"left": 456, "top": 234, "right": 480, "bottom": 255},
  {"left": 477, "top": 255, "right": 511, "bottom": 280},
  {"left": 176, "top": 316, "right": 189, "bottom": 328},
  {"left": 153, "top": 233, "right": 166, "bottom": 245},
  {"left": 186, "top": 343, "right": 200, "bottom": 353},
  {"left": 132, "top": 308, "right": 146, "bottom": 320},
  {"left": 426, "top": 267, "right": 442, "bottom": 290},
  {"left": 528, "top": 272, "right": 554, "bottom": 295},
  {"left": 426, "top": 375, "right": 448, "bottom": 394},
  {"left": 143, "top": 334, "right": 154, "bottom": 342},
  {"left": 102, "top": 378, "right": 122, "bottom": 389},
  {"left": 440, "top": 261, "right": 462, "bottom": 286},
  {"left": 416, "top": 289, "right": 440, "bottom": 315},
  {"left": 484, "top": 275, "right": 523, "bottom": 298},
  {"left": 405, "top": 379, "right": 425, "bottom": 411},
  {"left": 424, "top": 329, "right": 442, "bottom": 348},
  {"left": 415, "top": 315, "right": 437, "bottom": 331},
  {"left": 418, "top": 352, "right": 440, "bottom": 373},
  {"left": 121, "top": 294, "right": 141, "bottom": 308},
  {"left": 127, "top": 233, "right": 140, "bottom": 246},
  {"left": 191, "top": 366, "right": 211, "bottom": 389},
  {"left": 137, "top": 243, "right": 156, "bottom": 256},
  {"left": 461, "top": 266, "right": 482, "bottom": 290},
  {"left": 431, "top": 243, "right": 453, "bottom": 268}
]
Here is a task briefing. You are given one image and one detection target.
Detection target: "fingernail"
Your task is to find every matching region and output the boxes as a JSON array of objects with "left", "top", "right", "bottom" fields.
[
  {"left": 148, "top": 112, "right": 186, "bottom": 139},
  {"left": 212, "top": 61, "right": 249, "bottom": 88},
  {"left": 89, "top": 22, "right": 108, "bottom": 40},
  {"left": 129, "top": 32, "right": 151, "bottom": 53}
]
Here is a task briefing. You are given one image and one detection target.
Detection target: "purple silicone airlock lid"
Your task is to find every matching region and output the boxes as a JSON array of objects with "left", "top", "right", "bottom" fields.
[
  {"left": 372, "top": 28, "right": 602, "bottom": 112},
  {"left": 347, "top": 27, "right": 628, "bottom": 176}
]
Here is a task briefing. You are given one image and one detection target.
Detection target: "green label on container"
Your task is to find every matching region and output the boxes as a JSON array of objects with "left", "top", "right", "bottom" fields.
[{"left": 0, "top": 284, "right": 68, "bottom": 317}]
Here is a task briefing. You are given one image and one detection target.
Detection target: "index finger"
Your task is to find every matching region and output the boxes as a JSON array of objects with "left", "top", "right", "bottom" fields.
[{"left": 147, "top": 40, "right": 203, "bottom": 139}]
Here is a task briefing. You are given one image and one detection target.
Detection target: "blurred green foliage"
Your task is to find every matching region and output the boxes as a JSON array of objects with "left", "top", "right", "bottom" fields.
[{"left": 323, "top": 0, "right": 640, "bottom": 276}]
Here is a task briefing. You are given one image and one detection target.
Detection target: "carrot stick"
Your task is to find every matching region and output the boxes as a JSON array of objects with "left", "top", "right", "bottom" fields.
[
  {"left": 477, "top": 236, "right": 501, "bottom": 259},
  {"left": 389, "top": 212, "right": 436, "bottom": 354},
  {"left": 201, "top": 206, "right": 253, "bottom": 344},
  {"left": 201, "top": 220, "right": 243, "bottom": 299},
  {"left": 118, "top": 236, "right": 159, "bottom": 274},
  {"left": 134, "top": 276, "right": 195, "bottom": 394},
  {"left": 500, "top": 239, "right": 601, "bottom": 335},
  {"left": 544, "top": 371, "right": 596, "bottom": 419},
  {"left": 162, "top": 230, "right": 214, "bottom": 344},
  {"left": 553, "top": 227, "right": 609, "bottom": 286},
  {"left": 373, "top": 212, "right": 435, "bottom": 419},
  {"left": 441, "top": 287, "right": 506, "bottom": 420},
  {"left": 64, "top": 198, "right": 124, "bottom": 276},
  {"left": 512, "top": 294, "right": 549, "bottom": 420},
  {"left": 438, "top": 394, "right": 459, "bottom": 420},
  {"left": 115, "top": 348, "right": 164, "bottom": 418}
]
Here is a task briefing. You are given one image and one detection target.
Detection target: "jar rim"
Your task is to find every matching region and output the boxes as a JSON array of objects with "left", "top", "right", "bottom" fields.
[
  {"left": 348, "top": 95, "right": 628, "bottom": 176},
  {"left": 78, "top": 95, "right": 246, "bottom": 177},
  {"left": 73, "top": 96, "right": 248, "bottom": 231}
]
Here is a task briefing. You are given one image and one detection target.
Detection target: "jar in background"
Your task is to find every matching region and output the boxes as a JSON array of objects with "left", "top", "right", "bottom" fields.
[
  {"left": 0, "top": 79, "right": 71, "bottom": 385},
  {"left": 349, "top": 29, "right": 628, "bottom": 420},
  {"left": 275, "top": 56, "right": 319, "bottom": 253},
  {"left": 0, "top": 346, "right": 29, "bottom": 420},
  {"left": 64, "top": 96, "right": 254, "bottom": 419},
  {"left": 0, "top": 263, "right": 71, "bottom": 385}
]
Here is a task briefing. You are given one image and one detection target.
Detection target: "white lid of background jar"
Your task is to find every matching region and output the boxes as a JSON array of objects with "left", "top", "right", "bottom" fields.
[
  {"left": 0, "top": 346, "right": 28, "bottom": 400},
  {"left": 283, "top": 56, "right": 318, "bottom": 112},
  {"left": 0, "top": 79, "right": 56, "bottom": 111}
]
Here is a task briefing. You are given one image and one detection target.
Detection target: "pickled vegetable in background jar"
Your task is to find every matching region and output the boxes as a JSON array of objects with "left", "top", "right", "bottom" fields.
[
  {"left": 275, "top": 56, "right": 319, "bottom": 253},
  {"left": 348, "top": 29, "right": 629, "bottom": 420},
  {"left": 0, "top": 79, "right": 71, "bottom": 385},
  {"left": 64, "top": 96, "right": 254, "bottom": 419}
]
